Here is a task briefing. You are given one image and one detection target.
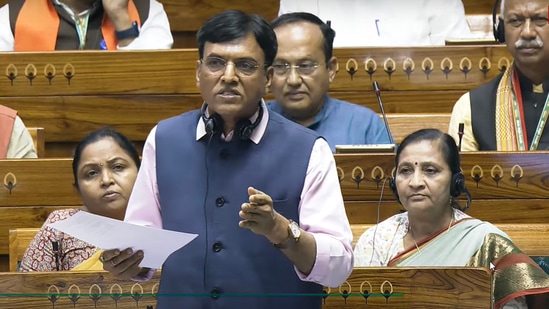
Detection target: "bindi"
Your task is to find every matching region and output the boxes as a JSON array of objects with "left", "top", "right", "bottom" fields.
[{"left": 414, "top": 162, "right": 418, "bottom": 166}]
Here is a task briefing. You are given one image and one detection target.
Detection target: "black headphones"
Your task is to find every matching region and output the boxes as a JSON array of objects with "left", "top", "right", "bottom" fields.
[
  {"left": 201, "top": 102, "right": 263, "bottom": 141},
  {"left": 389, "top": 170, "right": 466, "bottom": 203},
  {"left": 493, "top": 0, "right": 505, "bottom": 43}
]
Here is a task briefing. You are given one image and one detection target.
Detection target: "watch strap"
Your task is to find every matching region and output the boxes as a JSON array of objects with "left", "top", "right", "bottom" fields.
[
  {"left": 273, "top": 234, "right": 294, "bottom": 249},
  {"left": 272, "top": 220, "right": 299, "bottom": 249},
  {"left": 115, "top": 21, "right": 139, "bottom": 40}
]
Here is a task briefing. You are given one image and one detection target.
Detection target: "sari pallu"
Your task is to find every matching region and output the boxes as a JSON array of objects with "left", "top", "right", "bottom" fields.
[{"left": 388, "top": 218, "right": 549, "bottom": 308}]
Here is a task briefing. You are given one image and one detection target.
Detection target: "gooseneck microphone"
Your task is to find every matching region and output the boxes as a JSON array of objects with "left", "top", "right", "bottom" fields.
[
  {"left": 373, "top": 81, "right": 395, "bottom": 145},
  {"left": 458, "top": 123, "right": 465, "bottom": 152},
  {"left": 51, "top": 240, "right": 60, "bottom": 271}
]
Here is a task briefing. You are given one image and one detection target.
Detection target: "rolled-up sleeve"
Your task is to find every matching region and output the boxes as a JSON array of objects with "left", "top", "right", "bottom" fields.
[{"left": 295, "top": 138, "right": 353, "bottom": 287}]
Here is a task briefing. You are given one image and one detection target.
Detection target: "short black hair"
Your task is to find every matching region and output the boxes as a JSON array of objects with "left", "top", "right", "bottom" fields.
[
  {"left": 72, "top": 128, "right": 141, "bottom": 189},
  {"left": 271, "top": 12, "right": 335, "bottom": 64},
  {"left": 197, "top": 10, "right": 278, "bottom": 66}
]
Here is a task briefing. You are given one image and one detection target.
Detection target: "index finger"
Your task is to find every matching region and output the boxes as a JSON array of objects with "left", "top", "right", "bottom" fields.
[
  {"left": 249, "top": 193, "right": 272, "bottom": 205},
  {"left": 248, "top": 186, "right": 266, "bottom": 196}
]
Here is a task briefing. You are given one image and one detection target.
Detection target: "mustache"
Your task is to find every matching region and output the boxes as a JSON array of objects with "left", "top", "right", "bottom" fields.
[{"left": 515, "top": 38, "right": 544, "bottom": 49}]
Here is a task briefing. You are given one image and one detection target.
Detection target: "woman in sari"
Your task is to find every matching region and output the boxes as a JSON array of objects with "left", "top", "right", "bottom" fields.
[
  {"left": 19, "top": 128, "right": 140, "bottom": 272},
  {"left": 353, "top": 129, "right": 549, "bottom": 308}
]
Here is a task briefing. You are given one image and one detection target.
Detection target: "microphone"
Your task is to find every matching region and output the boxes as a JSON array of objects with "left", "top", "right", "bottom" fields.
[
  {"left": 51, "top": 240, "right": 60, "bottom": 271},
  {"left": 333, "top": 81, "right": 396, "bottom": 153},
  {"left": 373, "top": 81, "right": 395, "bottom": 145},
  {"left": 458, "top": 123, "right": 464, "bottom": 152}
]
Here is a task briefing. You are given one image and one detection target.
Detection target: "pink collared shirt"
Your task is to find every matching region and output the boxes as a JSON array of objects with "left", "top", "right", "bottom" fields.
[{"left": 125, "top": 102, "right": 353, "bottom": 287}]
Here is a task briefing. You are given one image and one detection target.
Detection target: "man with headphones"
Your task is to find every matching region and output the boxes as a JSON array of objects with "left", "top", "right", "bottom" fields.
[
  {"left": 449, "top": 0, "right": 549, "bottom": 151},
  {"left": 99, "top": 10, "right": 353, "bottom": 309}
]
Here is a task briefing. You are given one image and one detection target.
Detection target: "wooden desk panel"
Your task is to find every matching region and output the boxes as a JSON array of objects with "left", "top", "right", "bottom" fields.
[
  {"left": 335, "top": 152, "right": 549, "bottom": 201},
  {"left": 0, "top": 268, "right": 491, "bottom": 308}
]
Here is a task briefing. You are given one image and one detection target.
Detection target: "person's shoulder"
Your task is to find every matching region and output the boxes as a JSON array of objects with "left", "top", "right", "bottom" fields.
[
  {"left": 266, "top": 100, "right": 283, "bottom": 113},
  {"left": 471, "top": 73, "right": 504, "bottom": 94},
  {"left": 380, "top": 212, "right": 407, "bottom": 226},
  {"left": 329, "top": 97, "right": 378, "bottom": 117},
  {"left": 366, "top": 212, "right": 406, "bottom": 234},
  {"left": 453, "top": 77, "right": 498, "bottom": 106},
  {"left": 269, "top": 110, "right": 319, "bottom": 138},
  {"left": 159, "top": 109, "right": 201, "bottom": 124},
  {"left": 46, "top": 209, "right": 80, "bottom": 224},
  {"left": 0, "top": 1, "right": 11, "bottom": 12},
  {"left": 0, "top": 104, "right": 16, "bottom": 117}
]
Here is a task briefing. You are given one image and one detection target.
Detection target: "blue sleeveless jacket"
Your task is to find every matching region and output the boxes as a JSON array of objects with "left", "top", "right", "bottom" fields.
[{"left": 155, "top": 109, "right": 323, "bottom": 309}]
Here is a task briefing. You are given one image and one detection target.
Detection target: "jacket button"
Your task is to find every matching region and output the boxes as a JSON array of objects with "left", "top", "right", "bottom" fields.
[
  {"left": 215, "top": 197, "right": 225, "bottom": 207},
  {"left": 219, "top": 149, "right": 230, "bottom": 159},
  {"left": 210, "top": 288, "right": 221, "bottom": 299},
  {"left": 212, "top": 242, "right": 223, "bottom": 252}
]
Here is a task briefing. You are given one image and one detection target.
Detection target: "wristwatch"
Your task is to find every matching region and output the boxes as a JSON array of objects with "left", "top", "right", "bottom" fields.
[
  {"left": 115, "top": 21, "right": 140, "bottom": 40},
  {"left": 273, "top": 220, "right": 301, "bottom": 249}
]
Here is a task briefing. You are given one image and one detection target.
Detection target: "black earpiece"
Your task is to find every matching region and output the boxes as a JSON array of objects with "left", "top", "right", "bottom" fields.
[
  {"left": 492, "top": 0, "right": 505, "bottom": 43},
  {"left": 389, "top": 172, "right": 399, "bottom": 203},
  {"left": 202, "top": 104, "right": 223, "bottom": 136},
  {"left": 450, "top": 173, "right": 465, "bottom": 197},
  {"left": 201, "top": 102, "right": 263, "bottom": 141}
]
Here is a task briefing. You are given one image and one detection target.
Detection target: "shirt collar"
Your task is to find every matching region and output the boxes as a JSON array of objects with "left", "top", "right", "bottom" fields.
[
  {"left": 272, "top": 95, "right": 331, "bottom": 129},
  {"left": 515, "top": 67, "right": 549, "bottom": 94},
  {"left": 307, "top": 95, "right": 331, "bottom": 129},
  {"left": 196, "top": 99, "right": 269, "bottom": 144},
  {"left": 52, "top": 0, "right": 100, "bottom": 18}
]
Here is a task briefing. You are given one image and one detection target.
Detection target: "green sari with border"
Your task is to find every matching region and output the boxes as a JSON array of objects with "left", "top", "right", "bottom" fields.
[{"left": 388, "top": 218, "right": 549, "bottom": 308}]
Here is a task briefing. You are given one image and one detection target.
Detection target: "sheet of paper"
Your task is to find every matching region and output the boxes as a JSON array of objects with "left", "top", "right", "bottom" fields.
[{"left": 48, "top": 211, "right": 198, "bottom": 269}]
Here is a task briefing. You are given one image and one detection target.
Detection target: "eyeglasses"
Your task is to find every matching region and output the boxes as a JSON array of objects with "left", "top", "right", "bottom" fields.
[
  {"left": 272, "top": 62, "right": 320, "bottom": 76},
  {"left": 201, "top": 56, "right": 261, "bottom": 76}
]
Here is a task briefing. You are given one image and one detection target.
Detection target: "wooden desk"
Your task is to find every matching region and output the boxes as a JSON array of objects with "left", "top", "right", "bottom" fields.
[
  {"left": 0, "top": 267, "right": 491, "bottom": 308},
  {"left": 12, "top": 224, "right": 549, "bottom": 272},
  {"left": 0, "top": 151, "right": 547, "bottom": 257}
]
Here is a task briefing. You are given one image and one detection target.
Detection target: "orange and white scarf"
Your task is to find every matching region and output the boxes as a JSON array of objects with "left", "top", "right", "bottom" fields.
[
  {"left": 14, "top": 0, "right": 140, "bottom": 51},
  {"left": 495, "top": 64, "right": 549, "bottom": 150}
]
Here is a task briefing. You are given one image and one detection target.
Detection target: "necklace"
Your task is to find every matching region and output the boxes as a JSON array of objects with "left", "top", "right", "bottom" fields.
[{"left": 409, "top": 216, "right": 454, "bottom": 253}]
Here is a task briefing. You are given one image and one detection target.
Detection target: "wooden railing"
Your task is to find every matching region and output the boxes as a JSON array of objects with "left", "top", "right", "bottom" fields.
[
  {"left": 335, "top": 151, "right": 549, "bottom": 224},
  {"left": 0, "top": 151, "right": 547, "bottom": 255},
  {"left": 0, "top": 268, "right": 491, "bottom": 308},
  {"left": 12, "top": 224, "right": 549, "bottom": 272},
  {"left": 0, "top": 47, "right": 510, "bottom": 156}
]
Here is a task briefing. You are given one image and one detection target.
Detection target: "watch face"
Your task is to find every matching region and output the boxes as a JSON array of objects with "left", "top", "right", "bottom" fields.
[{"left": 289, "top": 221, "right": 301, "bottom": 238}]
